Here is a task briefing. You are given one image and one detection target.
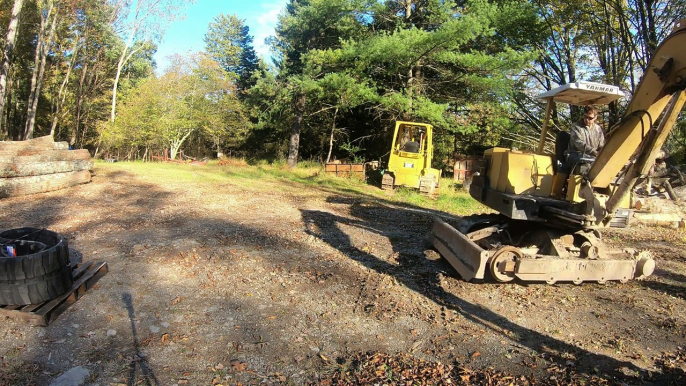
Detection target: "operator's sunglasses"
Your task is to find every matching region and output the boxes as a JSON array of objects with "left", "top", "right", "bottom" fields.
[{"left": 583, "top": 115, "right": 597, "bottom": 121}]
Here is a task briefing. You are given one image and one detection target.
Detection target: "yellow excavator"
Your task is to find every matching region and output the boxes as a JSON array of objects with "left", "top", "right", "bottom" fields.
[
  {"left": 382, "top": 121, "right": 440, "bottom": 194},
  {"left": 432, "top": 19, "right": 686, "bottom": 284}
]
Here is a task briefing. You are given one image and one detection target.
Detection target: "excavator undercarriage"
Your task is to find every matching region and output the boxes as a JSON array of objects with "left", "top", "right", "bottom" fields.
[{"left": 432, "top": 215, "right": 654, "bottom": 284}]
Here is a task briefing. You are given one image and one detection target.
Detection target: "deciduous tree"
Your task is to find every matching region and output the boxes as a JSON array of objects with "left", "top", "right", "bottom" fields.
[
  {"left": 23, "top": 0, "right": 61, "bottom": 139},
  {"left": 107, "top": 53, "right": 247, "bottom": 160},
  {"left": 109, "top": 0, "right": 191, "bottom": 123},
  {"left": 0, "top": 0, "right": 25, "bottom": 137}
]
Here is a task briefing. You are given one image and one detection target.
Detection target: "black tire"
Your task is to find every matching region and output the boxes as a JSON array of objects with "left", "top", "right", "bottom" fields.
[
  {"left": 0, "top": 265, "right": 73, "bottom": 305},
  {"left": 0, "top": 228, "right": 72, "bottom": 305}
]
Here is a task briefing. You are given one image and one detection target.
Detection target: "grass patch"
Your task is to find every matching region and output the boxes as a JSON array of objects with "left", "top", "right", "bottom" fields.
[
  {"left": 94, "top": 160, "right": 486, "bottom": 215},
  {"left": 434, "top": 179, "right": 490, "bottom": 215},
  {"left": 387, "top": 178, "right": 490, "bottom": 216}
]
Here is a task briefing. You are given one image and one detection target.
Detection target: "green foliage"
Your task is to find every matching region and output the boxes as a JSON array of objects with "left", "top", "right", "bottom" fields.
[
  {"left": 339, "top": 141, "right": 365, "bottom": 163},
  {"left": 204, "top": 14, "right": 259, "bottom": 92},
  {"left": 666, "top": 119, "right": 686, "bottom": 165},
  {"left": 101, "top": 53, "right": 248, "bottom": 160},
  {"left": 281, "top": 0, "right": 536, "bottom": 164},
  {"left": 3, "top": 0, "right": 684, "bottom": 171}
]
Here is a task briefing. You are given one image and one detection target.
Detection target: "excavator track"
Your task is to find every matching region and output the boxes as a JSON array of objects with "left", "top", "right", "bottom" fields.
[{"left": 432, "top": 215, "right": 655, "bottom": 284}]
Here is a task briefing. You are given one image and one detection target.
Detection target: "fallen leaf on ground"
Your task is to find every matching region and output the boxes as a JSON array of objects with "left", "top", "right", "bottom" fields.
[{"left": 230, "top": 359, "right": 247, "bottom": 372}]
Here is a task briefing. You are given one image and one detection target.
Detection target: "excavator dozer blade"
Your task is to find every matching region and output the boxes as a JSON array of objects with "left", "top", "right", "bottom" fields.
[{"left": 431, "top": 217, "right": 490, "bottom": 281}]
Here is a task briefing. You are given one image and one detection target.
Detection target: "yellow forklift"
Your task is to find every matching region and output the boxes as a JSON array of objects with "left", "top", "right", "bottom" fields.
[{"left": 381, "top": 121, "right": 441, "bottom": 194}]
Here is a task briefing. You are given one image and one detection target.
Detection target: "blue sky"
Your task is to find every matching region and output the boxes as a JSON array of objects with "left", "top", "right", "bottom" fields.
[{"left": 154, "top": 0, "right": 288, "bottom": 73}]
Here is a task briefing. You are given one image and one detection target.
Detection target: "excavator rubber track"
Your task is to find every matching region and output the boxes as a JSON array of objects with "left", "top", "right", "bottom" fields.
[{"left": 431, "top": 215, "right": 655, "bottom": 284}]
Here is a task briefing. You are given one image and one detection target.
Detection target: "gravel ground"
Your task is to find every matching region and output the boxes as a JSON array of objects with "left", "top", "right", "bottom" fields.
[{"left": 0, "top": 163, "right": 685, "bottom": 385}]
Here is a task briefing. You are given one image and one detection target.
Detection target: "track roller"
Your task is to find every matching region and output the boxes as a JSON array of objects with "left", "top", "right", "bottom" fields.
[{"left": 488, "top": 246, "right": 521, "bottom": 283}]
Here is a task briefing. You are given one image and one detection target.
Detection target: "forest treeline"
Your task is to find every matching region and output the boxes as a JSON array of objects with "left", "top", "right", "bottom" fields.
[{"left": 0, "top": 0, "right": 685, "bottom": 169}]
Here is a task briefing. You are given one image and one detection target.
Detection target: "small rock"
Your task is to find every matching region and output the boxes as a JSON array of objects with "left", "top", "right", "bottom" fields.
[
  {"left": 107, "top": 329, "right": 117, "bottom": 337},
  {"left": 161, "top": 322, "right": 170, "bottom": 328},
  {"left": 49, "top": 366, "right": 90, "bottom": 386},
  {"left": 132, "top": 244, "right": 148, "bottom": 254},
  {"left": 149, "top": 325, "right": 160, "bottom": 333},
  {"left": 170, "top": 238, "right": 200, "bottom": 250}
]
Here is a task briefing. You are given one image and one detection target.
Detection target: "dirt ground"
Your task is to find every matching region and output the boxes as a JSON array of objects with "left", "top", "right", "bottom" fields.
[{"left": 1, "top": 163, "right": 686, "bottom": 386}]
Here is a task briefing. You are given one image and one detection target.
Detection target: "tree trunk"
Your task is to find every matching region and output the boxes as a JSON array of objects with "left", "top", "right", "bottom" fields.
[
  {"left": 110, "top": 50, "right": 127, "bottom": 123},
  {"left": 326, "top": 107, "right": 338, "bottom": 164},
  {"left": 110, "top": 24, "right": 138, "bottom": 123},
  {"left": 0, "top": 170, "right": 91, "bottom": 198},
  {"left": 405, "top": 0, "right": 412, "bottom": 19},
  {"left": 406, "top": 66, "right": 414, "bottom": 117},
  {"left": 169, "top": 129, "right": 194, "bottom": 160},
  {"left": 0, "top": 135, "right": 59, "bottom": 154},
  {"left": 24, "top": 0, "right": 60, "bottom": 140},
  {"left": 5, "top": 75, "right": 15, "bottom": 138},
  {"left": 0, "top": 149, "right": 92, "bottom": 177},
  {"left": 0, "top": 0, "right": 24, "bottom": 137},
  {"left": 287, "top": 92, "right": 306, "bottom": 168},
  {"left": 73, "top": 61, "right": 88, "bottom": 146},
  {"left": 78, "top": 116, "right": 89, "bottom": 148},
  {"left": 51, "top": 33, "right": 80, "bottom": 136}
]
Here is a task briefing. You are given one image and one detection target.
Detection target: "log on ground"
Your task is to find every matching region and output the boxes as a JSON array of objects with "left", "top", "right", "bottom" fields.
[
  {"left": 0, "top": 136, "right": 69, "bottom": 156},
  {"left": 0, "top": 170, "right": 91, "bottom": 198},
  {"left": 0, "top": 149, "right": 93, "bottom": 177}
]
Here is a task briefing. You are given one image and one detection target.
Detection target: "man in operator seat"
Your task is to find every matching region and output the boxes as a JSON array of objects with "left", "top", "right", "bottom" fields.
[{"left": 568, "top": 106, "right": 604, "bottom": 174}]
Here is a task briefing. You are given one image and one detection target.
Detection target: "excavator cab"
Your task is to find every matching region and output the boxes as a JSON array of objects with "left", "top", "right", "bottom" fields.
[
  {"left": 382, "top": 121, "right": 440, "bottom": 194},
  {"left": 538, "top": 82, "right": 625, "bottom": 201}
]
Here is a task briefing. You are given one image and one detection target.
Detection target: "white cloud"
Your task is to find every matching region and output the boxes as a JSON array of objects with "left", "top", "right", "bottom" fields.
[{"left": 249, "top": 1, "right": 287, "bottom": 59}]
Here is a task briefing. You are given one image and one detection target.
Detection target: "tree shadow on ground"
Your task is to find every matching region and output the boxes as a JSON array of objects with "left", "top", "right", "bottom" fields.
[
  {"left": 638, "top": 268, "right": 686, "bottom": 301},
  {"left": 2, "top": 166, "right": 683, "bottom": 385},
  {"left": 0, "top": 168, "right": 355, "bottom": 385},
  {"left": 300, "top": 202, "right": 685, "bottom": 384}
]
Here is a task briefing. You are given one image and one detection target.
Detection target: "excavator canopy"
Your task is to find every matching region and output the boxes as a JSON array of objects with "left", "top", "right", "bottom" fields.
[
  {"left": 536, "top": 81, "right": 624, "bottom": 154},
  {"left": 537, "top": 81, "right": 624, "bottom": 105}
]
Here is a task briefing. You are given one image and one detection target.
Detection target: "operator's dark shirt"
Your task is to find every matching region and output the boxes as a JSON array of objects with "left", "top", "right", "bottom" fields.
[
  {"left": 569, "top": 120, "right": 604, "bottom": 156},
  {"left": 402, "top": 141, "right": 420, "bottom": 153}
]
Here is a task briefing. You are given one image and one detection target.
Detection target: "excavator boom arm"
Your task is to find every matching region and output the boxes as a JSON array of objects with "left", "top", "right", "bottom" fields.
[{"left": 589, "top": 19, "right": 686, "bottom": 188}]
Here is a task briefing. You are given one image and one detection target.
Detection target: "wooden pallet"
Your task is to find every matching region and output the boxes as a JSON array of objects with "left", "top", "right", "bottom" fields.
[
  {"left": 325, "top": 163, "right": 365, "bottom": 178},
  {"left": 0, "top": 261, "right": 108, "bottom": 326}
]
